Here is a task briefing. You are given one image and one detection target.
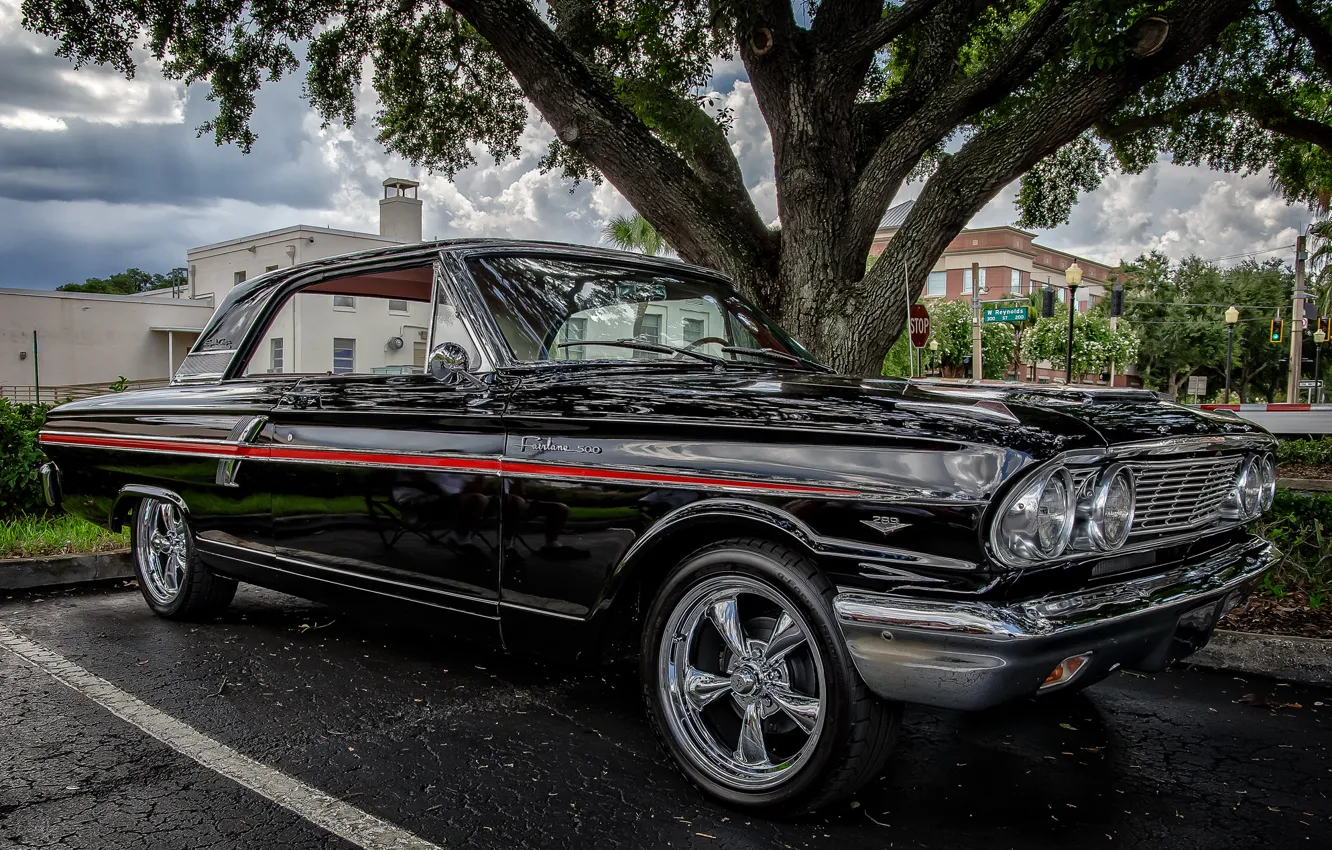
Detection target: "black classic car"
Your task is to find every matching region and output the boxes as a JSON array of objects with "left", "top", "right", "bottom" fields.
[{"left": 38, "top": 240, "right": 1277, "bottom": 813}]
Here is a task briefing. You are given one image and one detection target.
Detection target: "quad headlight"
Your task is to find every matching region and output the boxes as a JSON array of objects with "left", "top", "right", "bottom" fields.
[
  {"left": 1258, "top": 454, "right": 1277, "bottom": 512},
  {"left": 1075, "top": 463, "right": 1136, "bottom": 552},
  {"left": 993, "top": 466, "right": 1076, "bottom": 563},
  {"left": 1223, "top": 453, "right": 1275, "bottom": 520}
]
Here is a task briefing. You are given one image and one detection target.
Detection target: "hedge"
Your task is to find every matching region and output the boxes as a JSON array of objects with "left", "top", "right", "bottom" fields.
[
  {"left": 0, "top": 398, "right": 50, "bottom": 518},
  {"left": 1256, "top": 490, "right": 1332, "bottom": 608}
]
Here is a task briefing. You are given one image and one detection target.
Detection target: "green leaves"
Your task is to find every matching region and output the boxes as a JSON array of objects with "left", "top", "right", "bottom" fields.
[
  {"left": 0, "top": 398, "right": 50, "bottom": 518},
  {"left": 602, "top": 213, "right": 669, "bottom": 255},
  {"left": 1019, "top": 310, "right": 1138, "bottom": 377}
]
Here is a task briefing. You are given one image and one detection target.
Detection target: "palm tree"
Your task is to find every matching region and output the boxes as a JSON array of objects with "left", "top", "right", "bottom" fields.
[
  {"left": 602, "top": 213, "right": 669, "bottom": 256},
  {"left": 1311, "top": 219, "right": 1332, "bottom": 316}
]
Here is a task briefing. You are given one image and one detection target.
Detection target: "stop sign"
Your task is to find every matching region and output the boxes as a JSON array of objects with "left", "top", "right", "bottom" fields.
[{"left": 908, "top": 304, "right": 931, "bottom": 348}]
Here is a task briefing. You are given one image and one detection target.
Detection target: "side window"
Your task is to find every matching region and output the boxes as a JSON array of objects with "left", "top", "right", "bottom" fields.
[{"left": 240, "top": 264, "right": 441, "bottom": 377}]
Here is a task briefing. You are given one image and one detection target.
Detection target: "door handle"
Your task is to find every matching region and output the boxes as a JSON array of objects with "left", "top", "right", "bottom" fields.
[{"left": 281, "top": 391, "right": 322, "bottom": 410}]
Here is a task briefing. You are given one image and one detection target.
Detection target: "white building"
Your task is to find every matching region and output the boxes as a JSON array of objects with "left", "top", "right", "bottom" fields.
[{"left": 1, "top": 179, "right": 424, "bottom": 401}]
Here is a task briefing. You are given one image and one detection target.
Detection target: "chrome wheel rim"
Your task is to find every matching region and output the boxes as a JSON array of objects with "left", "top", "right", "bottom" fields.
[
  {"left": 658, "top": 575, "right": 826, "bottom": 791},
  {"left": 136, "top": 498, "right": 188, "bottom": 605}
]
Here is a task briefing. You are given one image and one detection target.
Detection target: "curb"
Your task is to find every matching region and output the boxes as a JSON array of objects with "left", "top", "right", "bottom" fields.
[
  {"left": 0, "top": 550, "right": 133, "bottom": 592},
  {"left": 1189, "top": 629, "right": 1332, "bottom": 686},
  {"left": 1277, "top": 477, "right": 1332, "bottom": 492}
]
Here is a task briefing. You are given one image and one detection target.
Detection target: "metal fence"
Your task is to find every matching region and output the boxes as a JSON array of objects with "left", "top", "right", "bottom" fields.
[{"left": 1, "top": 378, "right": 171, "bottom": 405}]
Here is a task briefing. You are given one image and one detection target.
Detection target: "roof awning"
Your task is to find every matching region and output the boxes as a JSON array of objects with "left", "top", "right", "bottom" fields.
[{"left": 149, "top": 327, "right": 204, "bottom": 333}]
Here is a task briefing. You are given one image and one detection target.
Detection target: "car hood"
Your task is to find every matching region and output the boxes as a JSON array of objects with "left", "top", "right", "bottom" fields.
[{"left": 505, "top": 368, "right": 1266, "bottom": 461}]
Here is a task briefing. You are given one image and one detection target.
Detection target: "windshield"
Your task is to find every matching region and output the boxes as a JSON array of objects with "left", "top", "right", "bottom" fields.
[{"left": 467, "top": 255, "right": 819, "bottom": 367}]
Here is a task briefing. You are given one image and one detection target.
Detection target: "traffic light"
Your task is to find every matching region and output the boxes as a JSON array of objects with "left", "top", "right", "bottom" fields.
[
  {"left": 1041, "top": 287, "right": 1055, "bottom": 318},
  {"left": 1319, "top": 316, "right": 1330, "bottom": 338},
  {"left": 1270, "top": 318, "right": 1284, "bottom": 343},
  {"left": 1109, "top": 285, "right": 1124, "bottom": 318}
]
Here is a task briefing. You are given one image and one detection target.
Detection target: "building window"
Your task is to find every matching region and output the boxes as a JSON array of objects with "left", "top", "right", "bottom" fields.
[
  {"left": 1011, "top": 269, "right": 1022, "bottom": 294},
  {"left": 233, "top": 270, "right": 247, "bottom": 286},
  {"left": 926, "top": 271, "right": 946, "bottom": 297},
  {"left": 388, "top": 299, "right": 409, "bottom": 313},
  {"left": 561, "top": 316, "right": 588, "bottom": 360},
  {"left": 634, "top": 312, "right": 663, "bottom": 357},
  {"left": 962, "top": 268, "right": 986, "bottom": 294},
  {"left": 333, "top": 338, "right": 355, "bottom": 373},
  {"left": 682, "top": 316, "right": 705, "bottom": 345},
  {"left": 265, "top": 265, "right": 279, "bottom": 273},
  {"left": 270, "top": 338, "right": 284, "bottom": 373},
  {"left": 333, "top": 295, "right": 356, "bottom": 310}
]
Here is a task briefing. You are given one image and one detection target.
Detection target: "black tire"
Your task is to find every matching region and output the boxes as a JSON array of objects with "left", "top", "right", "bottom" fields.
[
  {"left": 641, "top": 537, "right": 900, "bottom": 815},
  {"left": 130, "top": 496, "right": 237, "bottom": 620}
]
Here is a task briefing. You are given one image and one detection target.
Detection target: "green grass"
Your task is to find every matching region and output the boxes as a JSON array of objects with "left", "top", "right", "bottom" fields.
[{"left": 0, "top": 513, "right": 129, "bottom": 560}]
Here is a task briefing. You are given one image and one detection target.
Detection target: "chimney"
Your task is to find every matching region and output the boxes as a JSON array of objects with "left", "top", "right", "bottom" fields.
[{"left": 379, "top": 177, "right": 422, "bottom": 242}]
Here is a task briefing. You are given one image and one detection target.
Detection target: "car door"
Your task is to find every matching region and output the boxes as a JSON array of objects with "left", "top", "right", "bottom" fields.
[{"left": 261, "top": 259, "right": 505, "bottom": 640}]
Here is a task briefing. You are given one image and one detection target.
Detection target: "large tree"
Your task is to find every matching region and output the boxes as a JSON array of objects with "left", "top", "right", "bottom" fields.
[{"left": 23, "top": 0, "right": 1332, "bottom": 373}]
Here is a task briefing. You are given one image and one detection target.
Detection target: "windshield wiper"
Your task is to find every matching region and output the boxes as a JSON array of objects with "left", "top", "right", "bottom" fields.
[
  {"left": 719, "top": 346, "right": 833, "bottom": 373},
  {"left": 555, "top": 339, "right": 727, "bottom": 368}
]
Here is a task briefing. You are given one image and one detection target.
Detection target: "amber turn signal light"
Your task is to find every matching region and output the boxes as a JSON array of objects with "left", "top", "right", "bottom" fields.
[{"left": 1040, "top": 653, "right": 1092, "bottom": 689}]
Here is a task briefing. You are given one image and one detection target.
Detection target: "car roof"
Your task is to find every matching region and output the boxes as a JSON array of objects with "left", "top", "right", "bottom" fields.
[{"left": 223, "top": 238, "right": 736, "bottom": 304}]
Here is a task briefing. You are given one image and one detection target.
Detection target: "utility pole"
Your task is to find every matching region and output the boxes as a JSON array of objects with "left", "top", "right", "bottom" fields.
[
  {"left": 971, "top": 261, "right": 983, "bottom": 380},
  {"left": 1288, "top": 234, "right": 1308, "bottom": 400}
]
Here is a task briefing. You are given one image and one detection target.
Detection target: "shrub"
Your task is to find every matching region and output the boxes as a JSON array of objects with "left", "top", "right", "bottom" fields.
[
  {"left": 1276, "top": 438, "right": 1332, "bottom": 468},
  {"left": 0, "top": 398, "right": 50, "bottom": 518},
  {"left": 1256, "top": 489, "right": 1332, "bottom": 608}
]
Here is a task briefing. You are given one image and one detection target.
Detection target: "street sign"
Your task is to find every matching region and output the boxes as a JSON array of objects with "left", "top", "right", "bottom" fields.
[
  {"left": 909, "top": 304, "right": 931, "bottom": 348},
  {"left": 1187, "top": 375, "right": 1208, "bottom": 397},
  {"left": 1299, "top": 379, "right": 1323, "bottom": 389},
  {"left": 982, "top": 306, "right": 1029, "bottom": 324}
]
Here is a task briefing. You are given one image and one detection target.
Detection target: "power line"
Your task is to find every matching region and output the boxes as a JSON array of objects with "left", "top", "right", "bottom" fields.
[
  {"left": 1195, "top": 243, "right": 1296, "bottom": 263},
  {"left": 1126, "top": 300, "right": 1284, "bottom": 310}
]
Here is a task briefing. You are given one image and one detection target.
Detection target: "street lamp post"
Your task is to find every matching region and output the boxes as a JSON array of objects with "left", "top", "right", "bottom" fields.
[
  {"left": 1224, "top": 306, "right": 1239, "bottom": 403},
  {"left": 1316, "top": 328, "right": 1327, "bottom": 404},
  {"left": 929, "top": 338, "right": 939, "bottom": 376},
  {"left": 1064, "top": 263, "right": 1083, "bottom": 385}
]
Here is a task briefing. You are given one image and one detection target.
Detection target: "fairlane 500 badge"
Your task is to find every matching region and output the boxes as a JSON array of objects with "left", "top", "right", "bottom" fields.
[{"left": 519, "top": 436, "right": 603, "bottom": 454}]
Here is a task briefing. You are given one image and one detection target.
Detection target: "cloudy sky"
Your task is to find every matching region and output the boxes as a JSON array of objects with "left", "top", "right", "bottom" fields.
[{"left": 0, "top": 0, "right": 1315, "bottom": 291}]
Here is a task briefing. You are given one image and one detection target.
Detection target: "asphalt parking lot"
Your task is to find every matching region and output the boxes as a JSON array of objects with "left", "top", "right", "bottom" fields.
[{"left": 2, "top": 582, "right": 1330, "bottom": 850}]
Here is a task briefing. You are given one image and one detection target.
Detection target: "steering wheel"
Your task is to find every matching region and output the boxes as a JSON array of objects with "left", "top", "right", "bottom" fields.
[{"left": 683, "top": 336, "right": 729, "bottom": 350}]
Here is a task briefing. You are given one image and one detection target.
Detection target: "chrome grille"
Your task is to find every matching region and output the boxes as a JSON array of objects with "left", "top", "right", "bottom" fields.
[{"left": 1126, "top": 455, "right": 1241, "bottom": 536}]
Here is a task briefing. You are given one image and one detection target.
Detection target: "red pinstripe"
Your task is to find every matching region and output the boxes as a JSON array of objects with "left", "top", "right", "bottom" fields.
[{"left": 38, "top": 432, "right": 858, "bottom": 497}]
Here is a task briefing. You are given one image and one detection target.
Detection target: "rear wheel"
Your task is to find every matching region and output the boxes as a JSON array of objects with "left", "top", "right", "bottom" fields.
[
  {"left": 132, "top": 497, "right": 236, "bottom": 619},
  {"left": 641, "top": 538, "right": 900, "bottom": 814}
]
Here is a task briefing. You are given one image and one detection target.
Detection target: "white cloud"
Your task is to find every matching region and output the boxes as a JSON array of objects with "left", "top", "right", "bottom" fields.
[{"left": 0, "top": 109, "right": 66, "bottom": 131}]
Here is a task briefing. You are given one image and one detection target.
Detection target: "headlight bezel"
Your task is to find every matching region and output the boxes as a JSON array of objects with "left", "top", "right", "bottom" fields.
[{"left": 992, "top": 465, "right": 1077, "bottom": 565}]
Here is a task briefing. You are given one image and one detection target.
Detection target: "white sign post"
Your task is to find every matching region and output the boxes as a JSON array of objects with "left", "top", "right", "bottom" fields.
[{"left": 1187, "top": 375, "right": 1207, "bottom": 401}]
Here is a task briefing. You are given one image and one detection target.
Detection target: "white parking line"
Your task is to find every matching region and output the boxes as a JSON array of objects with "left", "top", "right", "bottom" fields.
[{"left": 0, "top": 624, "right": 442, "bottom": 850}]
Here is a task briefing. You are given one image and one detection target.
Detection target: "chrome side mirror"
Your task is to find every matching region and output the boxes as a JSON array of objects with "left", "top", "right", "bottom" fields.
[
  {"left": 428, "top": 342, "right": 487, "bottom": 389},
  {"left": 428, "top": 341, "right": 471, "bottom": 377}
]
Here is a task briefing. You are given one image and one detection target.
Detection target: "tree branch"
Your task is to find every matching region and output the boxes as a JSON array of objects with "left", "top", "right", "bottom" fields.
[
  {"left": 1273, "top": 0, "right": 1332, "bottom": 77},
  {"left": 1098, "top": 87, "right": 1332, "bottom": 153},
  {"left": 1096, "top": 89, "right": 1241, "bottom": 138},
  {"left": 849, "top": 0, "right": 1074, "bottom": 240},
  {"left": 445, "top": 0, "right": 776, "bottom": 285},
  {"left": 845, "top": 0, "right": 1256, "bottom": 375},
  {"left": 827, "top": 0, "right": 950, "bottom": 59}
]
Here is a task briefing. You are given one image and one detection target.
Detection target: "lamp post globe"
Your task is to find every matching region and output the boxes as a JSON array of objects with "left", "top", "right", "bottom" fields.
[
  {"left": 1063, "top": 263, "right": 1083, "bottom": 385},
  {"left": 1224, "top": 306, "right": 1239, "bottom": 403}
]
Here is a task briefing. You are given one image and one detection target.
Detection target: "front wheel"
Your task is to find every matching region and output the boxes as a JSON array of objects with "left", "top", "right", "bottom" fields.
[
  {"left": 641, "top": 538, "right": 900, "bottom": 814},
  {"left": 131, "top": 496, "right": 236, "bottom": 619}
]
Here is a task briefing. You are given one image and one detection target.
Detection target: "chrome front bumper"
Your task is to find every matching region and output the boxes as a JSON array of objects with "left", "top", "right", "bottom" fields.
[{"left": 834, "top": 537, "right": 1276, "bottom": 711}]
